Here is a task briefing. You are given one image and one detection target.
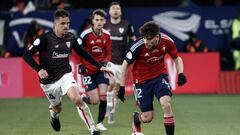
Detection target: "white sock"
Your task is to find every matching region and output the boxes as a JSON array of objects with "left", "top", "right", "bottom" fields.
[
  {"left": 77, "top": 103, "right": 96, "bottom": 132},
  {"left": 111, "top": 97, "right": 117, "bottom": 113},
  {"left": 107, "top": 91, "right": 114, "bottom": 107}
]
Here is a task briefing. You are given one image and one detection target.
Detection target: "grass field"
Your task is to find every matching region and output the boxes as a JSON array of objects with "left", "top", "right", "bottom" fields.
[{"left": 0, "top": 95, "right": 240, "bottom": 135}]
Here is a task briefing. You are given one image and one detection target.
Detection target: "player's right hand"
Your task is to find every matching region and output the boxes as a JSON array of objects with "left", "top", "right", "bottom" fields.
[
  {"left": 79, "top": 64, "right": 87, "bottom": 74},
  {"left": 118, "top": 86, "right": 126, "bottom": 102},
  {"left": 100, "top": 66, "right": 114, "bottom": 76},
  {"left": 38, "top": 69, "right": 49, "bottom": 79}
]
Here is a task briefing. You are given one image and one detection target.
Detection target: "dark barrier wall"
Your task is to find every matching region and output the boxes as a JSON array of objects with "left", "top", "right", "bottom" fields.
[{"left": 4, "top": 6, "right": 240, "bottom": 56}]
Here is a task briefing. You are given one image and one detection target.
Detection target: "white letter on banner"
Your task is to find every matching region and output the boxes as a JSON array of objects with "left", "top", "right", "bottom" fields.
[
  {"left": 13, "top": 31, "right": 24, "bottom": 48},
  {"left": 165, "top": 58, "right": 177, "bottom": 90}
]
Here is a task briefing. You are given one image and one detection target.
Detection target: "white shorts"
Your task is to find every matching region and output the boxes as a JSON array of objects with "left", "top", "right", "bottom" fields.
[
  {"left": 107, "top": 62, "right": 122, "bottom": 84},
  {"left": 40, "top": 72, "right": 78, "bottom": 106}
]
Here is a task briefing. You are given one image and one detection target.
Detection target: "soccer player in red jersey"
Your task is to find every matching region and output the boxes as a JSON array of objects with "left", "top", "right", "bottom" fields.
[
  {"left": 118, "top": 21, "right": 187, "bottom": 135},
  {"left": 78, "top": 9, "right": 112, "bottom": 131}
]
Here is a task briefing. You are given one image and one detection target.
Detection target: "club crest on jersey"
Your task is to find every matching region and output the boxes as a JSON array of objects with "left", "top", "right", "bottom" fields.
[
  {"left": 162, "top": 46, "right": 166, "bottom": 52},
  {"left": 103, "top": 39, "right": 106, "bottom": 44},
  {"left": 119, "top": 28, "right": 124, "bottom": 33},
  {"left": 144, "top": 53, "right": 150, "bottom": 57},
  {"left": 90, "top": 40, "right": 95, "bottom": 44},
  {"left": 54, "top": 44, "right": 59, "bottom": 48},
  {"left": 66, "top": 41, "right": 70, "bottom": 48}
]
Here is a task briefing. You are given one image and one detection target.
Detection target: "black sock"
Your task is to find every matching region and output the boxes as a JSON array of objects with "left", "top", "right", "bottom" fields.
[
  {"left": 164, "top": 116, "right": 175, "bottom": 135},
  {"left": 97, "top": 100, "right": 107, "bottom": 123},
  {"left": 134, "top": 112, "right": 141, "bottom": 127},
  {"left": 82, "top": 96, "right": 91, "bottom": 104}
]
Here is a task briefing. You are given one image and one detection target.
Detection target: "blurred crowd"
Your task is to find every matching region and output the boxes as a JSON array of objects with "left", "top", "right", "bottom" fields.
[{"left": 0, "top": 0, "right": 240, "bottom": 11}]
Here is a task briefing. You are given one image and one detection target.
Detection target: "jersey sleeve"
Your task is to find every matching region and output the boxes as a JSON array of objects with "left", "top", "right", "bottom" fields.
[
  {"left": 22, "top": 35, "right": 47, "bottom": 72},
  {"left": 124, "top": 39, "right": 143, "bottom": 64},
  {"left": 167, "top": 40, "right": 178, "bottom": 59},
  {"left": 127, "top": 23, "right": 135, "bottom": 38}
]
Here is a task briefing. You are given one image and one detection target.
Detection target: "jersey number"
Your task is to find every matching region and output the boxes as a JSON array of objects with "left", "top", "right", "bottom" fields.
[
  {"left": 135, "top": 88, "right": 142, "bottom": 98},
  {"left": 47, "top": 94, "right": 56, "bottom": 99},
  {"left": 83, "top": 76, "right": 92, "bottom": 85}
]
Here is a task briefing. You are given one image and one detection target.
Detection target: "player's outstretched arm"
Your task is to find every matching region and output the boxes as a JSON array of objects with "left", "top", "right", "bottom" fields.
[
  {"left": 174, "top": 56, "right": 187, "bottom": 86},
  {"left": 23, "top": 49, "right": 42, "bottom": 72},
  {"left": 118, "top": 60, "right": 129, "bottom": 102}
]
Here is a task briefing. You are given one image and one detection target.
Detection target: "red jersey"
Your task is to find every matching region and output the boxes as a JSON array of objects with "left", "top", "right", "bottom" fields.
[
  {"left": 79, "top": 27, "right": 111, "bottom": 74},
  {"left": 125, "top": 33, "right": 178, "bottom": 84}
]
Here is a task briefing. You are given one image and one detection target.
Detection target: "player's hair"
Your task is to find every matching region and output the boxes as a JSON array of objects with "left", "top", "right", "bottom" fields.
[
  {"left": 54, "top": 9, "right": 69, "bottom": 20},
  {"left": 139, "top": 21, "right": 160, "bottom": 38},
  {"left": 109, "top": 1, "right": 121, "bottom": 8},
  {"left": 92, "top": 9, "right": 107, "bottom": 18}
]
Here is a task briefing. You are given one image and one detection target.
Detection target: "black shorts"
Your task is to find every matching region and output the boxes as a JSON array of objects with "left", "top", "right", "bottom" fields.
[
  {"left": 82, "top": 72, "right": 109, "bottom": 91},
  {"left": 134, "top": 74, "right": 172, "bottom": 112}
]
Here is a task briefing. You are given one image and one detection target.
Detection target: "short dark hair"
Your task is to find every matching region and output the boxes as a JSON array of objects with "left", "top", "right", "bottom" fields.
[
  {"left": 109, "top": 2, "right": 121, "bottom": 8},
  {"left": 139, "top": 21, "right": 160, "bottom": 38},
  {"left": 92, "top": 9, "right": 107, "bottom": 18},
  {"left": 54, "top": 9, "right": 69, "bottom": 20}
]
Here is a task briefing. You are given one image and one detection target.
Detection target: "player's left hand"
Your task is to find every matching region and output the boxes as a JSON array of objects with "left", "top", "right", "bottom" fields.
[
  {"left": 177, "top": 73, "right": 187, "bottom": 86},
  {"left": 100, "top": 66, "right": 114, "bottom": 76}
]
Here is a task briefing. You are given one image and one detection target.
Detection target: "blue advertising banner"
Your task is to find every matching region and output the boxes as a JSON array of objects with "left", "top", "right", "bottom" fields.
[{"left": 5, "top": 6, "right": 240, "bottom": 56}]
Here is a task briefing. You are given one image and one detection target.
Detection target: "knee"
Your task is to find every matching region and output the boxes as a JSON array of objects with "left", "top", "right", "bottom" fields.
[
  {"left": 90, "top": 97, "right": 99, "bottom": 105},
  {"left": 161, "top": 101, "right": 172, "bottom": 112},
  {"left": 141, "top": 114, "right": 153, "bottom": 123},
  {"left": 52, "top": 104, "right": 62, "bottom": 113},
  {"left": 99, "top": 95, "right": 106, "bottom": 101}
]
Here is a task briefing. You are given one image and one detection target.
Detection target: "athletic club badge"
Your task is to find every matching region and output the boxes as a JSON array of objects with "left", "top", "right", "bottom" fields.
[
  {"left": 66, "top": 41, "right": 70, "bottom": 48},
  {"left": 119, "top": 28, "right": 124, "bottom": 33}
]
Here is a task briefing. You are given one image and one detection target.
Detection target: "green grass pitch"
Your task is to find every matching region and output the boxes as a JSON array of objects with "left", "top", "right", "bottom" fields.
[{"left": 0, "top": 95, "right": 240, "bottom": 135}]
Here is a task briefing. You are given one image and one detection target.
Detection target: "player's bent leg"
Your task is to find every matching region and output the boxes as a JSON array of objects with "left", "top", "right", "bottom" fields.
[
  {"left": 132, "top": 111, "right": 153, "bottom": 134},
  {"left": 106, "top": 76, "right": 115, "bottom": 117},
  {"left": 160, "top": 95, "right": 175, "bottom": 135},
  {"left": 87, "top": 89, "right": 100, "bottom": 105},
  {"left": 67, "top": 86, "right": 99, "bottom": 134},
  {"left": 107, "top": 83, "right": 119, "bottom": 124},
  {"left": 96, "top": 84, "right": 108, "bottom": 131}
]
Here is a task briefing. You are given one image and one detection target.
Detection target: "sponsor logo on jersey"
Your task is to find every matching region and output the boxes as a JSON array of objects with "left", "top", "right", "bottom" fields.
[
  {"left": 92, "top": 46, "right": 103, "bottom": 53},
  {"left": 110, "top": 36, "right": 123, "bottom": 41},
  {"left": 52, "top": 51, "right": 69, "bottom": 58},
  {"left": 147, "top": 55, "right": 164, "bottom": 63}
]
